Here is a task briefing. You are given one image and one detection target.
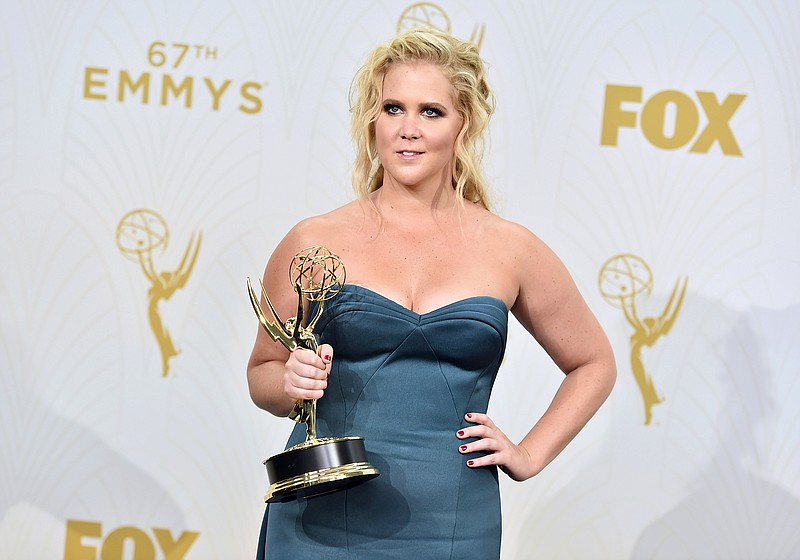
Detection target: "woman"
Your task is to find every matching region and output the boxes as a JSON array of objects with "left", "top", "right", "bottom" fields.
[{"left": 248, "top": 28, "right": 616, "bottom": 559}]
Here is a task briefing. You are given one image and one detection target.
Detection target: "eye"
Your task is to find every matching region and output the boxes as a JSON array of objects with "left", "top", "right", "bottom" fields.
[
  {"left": 383, "top": 103, "right": 402, "bottom": 115},
  {"left": 422, "top": 107, "right": 443, "bottom": 118}
]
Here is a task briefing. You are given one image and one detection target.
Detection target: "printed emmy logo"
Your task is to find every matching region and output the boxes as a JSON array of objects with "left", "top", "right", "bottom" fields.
[
  {"left": 599, "top": 254, "right": 687, "bottom": 425},
  {"left": 397, "top": 2, "right": 485, "bottom": 49},
  {"left": 116, "top": 209, "right": 202, "bottom": 377},
  {"left": 83, "top": 40, "right": 266, "bottom": 114}
]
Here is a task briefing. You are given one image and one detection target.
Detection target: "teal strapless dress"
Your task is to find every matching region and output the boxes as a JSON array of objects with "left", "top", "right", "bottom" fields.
[{"left": 256, "top": 284, "right": 508, "bottom": 559}]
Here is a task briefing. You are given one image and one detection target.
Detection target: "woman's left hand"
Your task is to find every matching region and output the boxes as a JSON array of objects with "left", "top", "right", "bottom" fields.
[{"left": 456, "top": 412, "right": 536, "bottom": 482}]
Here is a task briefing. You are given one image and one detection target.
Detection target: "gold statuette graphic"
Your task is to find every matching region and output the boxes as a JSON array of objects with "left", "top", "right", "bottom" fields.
[
  {"left": 247, "top": 246, "right": 379, "bottom": 503},
  {"left": 116, "top": 209, "right": 202, "bottom": 377},
  {"left": 397, "top": 2, "right": 485, "bottom": 50},
  {"left": 599, "top": 254, "right": 687, "bottom": 425}
]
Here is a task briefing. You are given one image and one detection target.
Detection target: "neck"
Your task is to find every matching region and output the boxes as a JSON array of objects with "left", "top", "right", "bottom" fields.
[{"left": 373, "top": 174, "right": 459, "bottom": 220}]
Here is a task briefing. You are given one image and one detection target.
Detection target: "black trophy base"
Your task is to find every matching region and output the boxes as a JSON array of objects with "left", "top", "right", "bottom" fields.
[{"left": 263, "top": 436, "right": 379, "bottom": 503}]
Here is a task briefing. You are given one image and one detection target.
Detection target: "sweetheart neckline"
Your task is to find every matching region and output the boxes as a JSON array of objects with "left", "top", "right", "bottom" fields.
[{"left": 340, "top": 283, "right": 508, "bottom": 318}]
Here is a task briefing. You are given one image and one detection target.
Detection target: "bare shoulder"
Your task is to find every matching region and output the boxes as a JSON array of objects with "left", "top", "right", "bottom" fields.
[
  {"left": 278, "top": 200, "right": 367, "bottom": 251},
  {"left": 479, "top": 210, "right": 556, "bottom": 264},
  {"left": 477, "top": 211, "right": 579, "bottom": 318},
  {"left": 261, "top": 201, "right": 365, "bottom": 306}
]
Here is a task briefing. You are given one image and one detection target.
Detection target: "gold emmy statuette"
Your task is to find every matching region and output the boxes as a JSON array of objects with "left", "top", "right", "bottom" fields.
[
  {"left": 247, "top": 246, "right": 379, "bottom": 503},
  {"left": 599, "top": 254, "right": 687, "bottom": 426},
  {"left": 116, "top": 208, "right": 202, "bottom": 377},
  {"left": 396, "top": 3, "right": 485, "bottom": 50}
]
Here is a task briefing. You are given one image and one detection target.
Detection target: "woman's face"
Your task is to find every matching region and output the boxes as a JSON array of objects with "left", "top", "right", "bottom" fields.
[{"left": 375, "top": 62, "right": 463, "bottom": 193}]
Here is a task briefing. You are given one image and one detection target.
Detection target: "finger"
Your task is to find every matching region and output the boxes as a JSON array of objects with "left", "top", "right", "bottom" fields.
[
  {"left": 458, "top": 439, "right": 499, "bottom": 457},
  {"left": 464, "top": 412, "right": 495, "bottom": 428},
  {"left": 285, "top": 373, "right": 327, "bottom": 401},
  {"left": 317, "top": 344, "right": 333, "bottom": 377},
  {"left": 285, "top": 351, "right": 328, "bottom": 399},
  {"left": 289, "top": 388, "right": 324, "bottom": 401},
  {"left": 289, "top": 372, "right": 328, "bottom": 391},
  {"left": 466, "top": 453, "right": 502, "bottom": 469},
  {"left": 317, "top": 343, "right": 333, "bottom": 364},
  {"left": 456, "top": 424, "right": 493, "bottom": 441},
  {"left": 291, "top": 347, "right": 326, "bottom": 369},
  {"left": 287, "top": 350, "right": 327, "bottom": 380}
]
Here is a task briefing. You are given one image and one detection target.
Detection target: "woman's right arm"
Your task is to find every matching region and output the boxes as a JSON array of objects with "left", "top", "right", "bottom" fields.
[{"left": 246, "top": 223, "right": 332, "bottom": 417}]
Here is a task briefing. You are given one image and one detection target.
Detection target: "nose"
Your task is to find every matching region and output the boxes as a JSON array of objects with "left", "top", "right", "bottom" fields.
[{"left": 399, "top": 116, "right": 420, "bottom": 140}]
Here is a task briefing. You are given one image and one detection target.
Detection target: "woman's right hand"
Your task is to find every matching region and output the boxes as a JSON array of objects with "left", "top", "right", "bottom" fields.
[{"left": 283, "top": 343, "right": 333, "bottom": 403}]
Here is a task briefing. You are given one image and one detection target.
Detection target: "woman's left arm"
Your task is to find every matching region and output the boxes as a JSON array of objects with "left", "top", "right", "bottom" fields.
[{"left": 458, "top": 224, "right": 616, "bottom": 481}]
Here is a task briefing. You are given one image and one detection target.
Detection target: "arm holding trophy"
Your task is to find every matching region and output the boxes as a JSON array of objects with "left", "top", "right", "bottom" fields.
[
  {"left": 247, "top": 224, "right": 330, "bottom": 419},
  {"left": 247, "top": 228, "right": 378, "bottom": 503}
]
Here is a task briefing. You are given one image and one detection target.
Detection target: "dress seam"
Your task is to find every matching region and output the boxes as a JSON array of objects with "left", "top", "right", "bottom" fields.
[
  {"left": 343, "top": 327, "right": 418, "bottom": 415},
  {"left": 449, "top": 456, "right": 465, "bottom": 560},
  {"left": 344, "top": 489, "right": 350, "bottom": 558}
]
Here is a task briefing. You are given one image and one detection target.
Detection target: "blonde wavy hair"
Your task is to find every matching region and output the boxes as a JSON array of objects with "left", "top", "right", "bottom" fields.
[{"left": 349, "top": 28, "right": 496, "bottom": 210}]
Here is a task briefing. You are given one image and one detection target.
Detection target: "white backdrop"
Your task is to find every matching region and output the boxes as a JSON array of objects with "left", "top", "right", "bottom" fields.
[{"left": 2, "top": 1, "right": 799, "bottom": 558}]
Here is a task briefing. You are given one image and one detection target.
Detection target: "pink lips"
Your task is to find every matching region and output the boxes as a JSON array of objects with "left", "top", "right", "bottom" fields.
[{"left": 397, "top": 150, "right": 423, "bottom": 159}]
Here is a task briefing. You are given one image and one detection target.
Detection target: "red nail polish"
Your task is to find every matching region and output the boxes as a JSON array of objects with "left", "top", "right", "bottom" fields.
[
  {"left": 467, "top": 460, "right": 474, "bottom": 467},
  {"left": 460, "top": 445, "right": 467, "bottom": 452},
  {"left": 323, "top": 354, "right": 332, "bottom": 361},
  {"left": 466, "top": 413, "right": 473, "bottom": 420},
  {"left": 457, "top": 430, "right": 464, "bottom": 437}
]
